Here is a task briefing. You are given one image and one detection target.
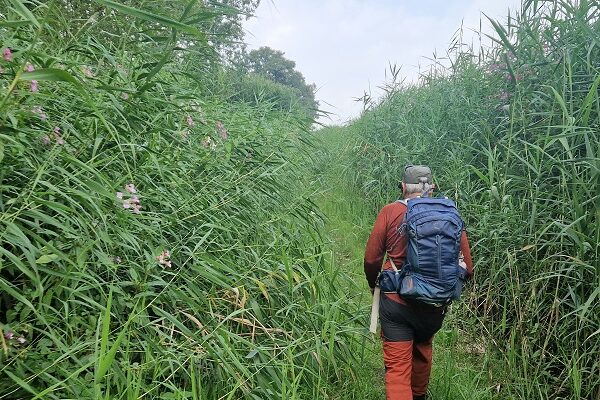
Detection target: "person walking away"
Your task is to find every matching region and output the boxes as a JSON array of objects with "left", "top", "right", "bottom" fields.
[{"left": 363, "top": 165, "right": 473, "bottom": 400}]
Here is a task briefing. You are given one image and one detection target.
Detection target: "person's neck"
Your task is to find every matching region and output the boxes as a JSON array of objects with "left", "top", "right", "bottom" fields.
[{"left": 404, "top": 193, "right": 421, "bottom": 200}]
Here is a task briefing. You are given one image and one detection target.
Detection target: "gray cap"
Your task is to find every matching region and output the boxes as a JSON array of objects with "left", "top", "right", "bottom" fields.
[{"left": 403, "top": 165, "right": 432, "bottom": 184}]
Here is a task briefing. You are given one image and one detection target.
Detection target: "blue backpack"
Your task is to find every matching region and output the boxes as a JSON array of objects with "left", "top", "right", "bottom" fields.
[{"left": 379, "top": 197, "right": 467, "bottom": 305}]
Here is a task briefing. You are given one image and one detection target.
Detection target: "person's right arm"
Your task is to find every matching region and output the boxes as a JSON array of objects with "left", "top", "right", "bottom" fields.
[{"left": 364, "top": 207, "right": 389, "bottom": 290}]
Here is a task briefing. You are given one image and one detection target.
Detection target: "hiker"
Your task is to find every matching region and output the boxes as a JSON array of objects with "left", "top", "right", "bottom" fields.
[{"left": 364, "top": 165, "right": 473, "bottom": 400}]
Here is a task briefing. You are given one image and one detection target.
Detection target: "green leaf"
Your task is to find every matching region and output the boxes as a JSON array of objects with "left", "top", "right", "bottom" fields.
[
  {"left": 20, "top": 68, "right": 82, "bottom": 85},
  {"left": 580, "top": 73, "right": 600, "bottom": 125},
  {"left": 35, "top": 254, "right": 59, "bottom": 264},
  {"left": 0, "top": 20, "right": 33, "bottom": 27},
  {"left": 8, "top": 0, "right": 40, "bottom": 28},
  {"left": 484, "top": 14, "right": 517, "bottom": 56},
  {"left": 94, "top": 0, "right": 206, "bottom": 38}
]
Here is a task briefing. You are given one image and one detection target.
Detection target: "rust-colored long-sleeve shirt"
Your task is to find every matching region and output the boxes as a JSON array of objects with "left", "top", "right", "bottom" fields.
[{"left": 364, "top": 200, "right": 473, "bottom": 291}]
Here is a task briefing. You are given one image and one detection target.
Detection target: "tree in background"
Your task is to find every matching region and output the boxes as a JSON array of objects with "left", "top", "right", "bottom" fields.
[
  {"left": 237, "top": 46, "right": 319, "bottom": 118},
  {"left": 205, "top": 0, "right": 261, "bottom": 60},
  {"left": 244, "top": 46, "right": 318, "bottom": 104}
]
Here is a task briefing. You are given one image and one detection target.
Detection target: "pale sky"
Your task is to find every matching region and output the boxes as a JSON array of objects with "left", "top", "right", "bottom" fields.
[{"left": 243, "top": 0, "right": 522, "bottom": 125}]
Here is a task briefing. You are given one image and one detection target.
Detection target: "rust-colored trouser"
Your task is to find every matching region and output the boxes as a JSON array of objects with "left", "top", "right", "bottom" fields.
[{"left": 380, "top": 293, "right": 446, "bottom": 400}]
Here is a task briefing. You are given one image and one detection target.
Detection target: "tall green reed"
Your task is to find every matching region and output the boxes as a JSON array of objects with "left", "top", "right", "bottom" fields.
[{"left": 345, "top": 1, "right": 599, "bottom": 398}]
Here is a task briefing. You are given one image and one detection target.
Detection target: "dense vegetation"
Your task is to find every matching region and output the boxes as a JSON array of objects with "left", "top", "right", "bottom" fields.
[
  {"left": 344, "top": 1, "right": 599, "bottom": 399},
  {"left": 2, "top": 1, "right": 598, "bottom": 399},
  {"left": 0, "top": 1, "right": 350, "bottom": 398}
]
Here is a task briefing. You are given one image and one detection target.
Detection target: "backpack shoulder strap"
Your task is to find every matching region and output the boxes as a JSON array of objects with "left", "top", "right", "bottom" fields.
[{"left": 395, "top": 199, "right": 409, "bottom": 237}]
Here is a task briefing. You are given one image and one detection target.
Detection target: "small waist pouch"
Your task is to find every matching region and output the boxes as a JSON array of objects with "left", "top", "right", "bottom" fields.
[{"left": 378, "top": 269, "right": 403, "bottom": 293}]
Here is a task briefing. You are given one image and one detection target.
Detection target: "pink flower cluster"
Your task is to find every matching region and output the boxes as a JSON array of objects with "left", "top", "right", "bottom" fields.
[
  {"left": 0, "top": 57, "right": 63, "bottom": 94},
  {"left": 505, "top": 73, "right": 523, "bottom": 83},
  {"left": 215, "top": 121, "right": 228, "bottom": 140},
  {"left": 3, "top": 48, "right": 12, "bottom": 62},
  {"left": 32, "top": 106, "right": 48, "bottom": 120},
  {"left": 3, "top": 330, "right": 26, "bottom": 345},
  {"left": 116, "top": 183, "right": 142, "bottom": 214},
  {"left": 42, "top": 127, "right": 65, "bottom": 146},
  {"left": 156, "top": 250, "right": 171, "bottom": 268},
  {"left": 487, "top": 63, "right": 502, "bottom": 72},
  {"left": 81, "top": 66, "right": 95, "bottom": 78},
  {"left": 202, "top": 136, "right": 216, "bottom": 150},
  {"left": 25, "top": 63, "right": 38, "bottom": 92},
  {"left": 186, "top": 115, "right": 195, "bottom": 127}
]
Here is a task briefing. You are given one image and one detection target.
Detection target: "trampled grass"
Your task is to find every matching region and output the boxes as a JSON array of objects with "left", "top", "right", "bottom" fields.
[{"left": 314, "top": 127, "right": 505, "bottom": 400}]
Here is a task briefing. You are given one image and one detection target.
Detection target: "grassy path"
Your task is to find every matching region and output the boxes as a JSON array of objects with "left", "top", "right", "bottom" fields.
[{"left": 314, "top": 128, "right": 503, "bottom": 400}]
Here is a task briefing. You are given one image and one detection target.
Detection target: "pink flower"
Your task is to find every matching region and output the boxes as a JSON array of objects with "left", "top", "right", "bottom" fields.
[
  {"left": 30, "top": 80, "right": 39, "bottom": 92},
  {"left": 542, "top": 43, "right": 551, "bottom": 55},
  {"left": 25, "top": 63, "right": 34, "bottom": 72},
  {"left": 119, "top": 185, "right": 143, "bottom": 214},
  {"left": 156, "top": 250, "right": 171, "bottom": 267},
  {"left": 186, "top": 116, "right": 194, "bottom": 127},
  {"left": 52, "top": 127, "right": 64, "bottom": 145},
  {"left": 82, "top": 66, "right": 94, "bottom": 78},
  {"left": 2, "top": 48, "right": 12, "bottom": 62},
  {"left": 216, "top": 121, "right": 228, "bottom": 140},
  {"left": 202, "top": 136, "right": 215, "bottom": 150},
  {"left": 32, "top": 106, "right": 48, "bottom": 120},
  {"left": 4, "top": 331, "right": 14, "bottom": 340},
  {"left": 16, "top": 336, "right": 26, "bottom": 344},
  {"left": 487, "top": 63, "right": 501, "bottom": 72},
  {"left": 41, "top": 135, "right": 51, "bottom": 145},
  {"left": 125, "top": 183, "right": 137, "bottom": 194}
]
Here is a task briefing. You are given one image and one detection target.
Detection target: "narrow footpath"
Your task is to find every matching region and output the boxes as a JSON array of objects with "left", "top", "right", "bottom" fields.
[{"left": 314, "top": 128, "right": 502, "bottom": 400}]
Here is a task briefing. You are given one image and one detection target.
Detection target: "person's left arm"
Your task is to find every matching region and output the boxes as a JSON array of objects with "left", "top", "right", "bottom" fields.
[{"left": 460, "top": 230, "right": 474, "bottom": 279}]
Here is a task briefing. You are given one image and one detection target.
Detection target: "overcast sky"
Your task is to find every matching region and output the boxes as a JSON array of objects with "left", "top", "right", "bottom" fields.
[{"left": 243, "top": 0, "right": 522, "bottom": 125}]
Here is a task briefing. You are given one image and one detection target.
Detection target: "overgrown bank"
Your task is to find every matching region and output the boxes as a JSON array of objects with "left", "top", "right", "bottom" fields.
[
  {"left": 0, "top": 2, "right": 353, "bottom": 398},
  {"left": 339, "top": 1, "right": 599, "bottom": 399}
]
